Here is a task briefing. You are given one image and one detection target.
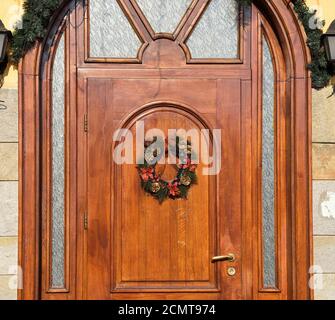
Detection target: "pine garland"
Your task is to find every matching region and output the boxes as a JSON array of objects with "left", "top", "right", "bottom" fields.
[
  {"left": 9, "top": 0, "right": 335, "bottom": 90},
  {"left": 11, "top": 0, "right": 61, "bottom": 63},
  {"left": 293, "top": 0, "right": 331, "bottom": 89}
]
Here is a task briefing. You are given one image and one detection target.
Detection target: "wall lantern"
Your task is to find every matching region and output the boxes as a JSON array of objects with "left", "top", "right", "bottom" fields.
[
  {"left": 322, "top": 20, "right": 335, "bottom": 64},
  {"left": 0, "top": 20, "right": 12, "bottom": 71}
]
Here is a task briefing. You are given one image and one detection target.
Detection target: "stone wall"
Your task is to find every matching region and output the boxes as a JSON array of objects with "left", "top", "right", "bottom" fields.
[
  {"left": 0, "top": 89, "right": 18, "bottom": 300},
  {"left": 0, "top": 0, "right": 22, "bottom": 300},
  {"left": 312, "top": 87, "right": 335, "bottom": 300}
]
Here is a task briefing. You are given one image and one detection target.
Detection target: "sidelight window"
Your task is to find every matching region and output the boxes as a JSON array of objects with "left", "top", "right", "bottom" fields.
[
  {"left": 261, "top": 35, "right": 276, "bottom": 289},
  {"left": 51, "top": 33, "right": 66, "bottom": 289}
]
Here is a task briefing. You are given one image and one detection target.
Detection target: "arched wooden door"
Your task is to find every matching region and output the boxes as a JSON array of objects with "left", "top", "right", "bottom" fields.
[{"left": 19, "top": 0, "right": 312, "bottom": 300}]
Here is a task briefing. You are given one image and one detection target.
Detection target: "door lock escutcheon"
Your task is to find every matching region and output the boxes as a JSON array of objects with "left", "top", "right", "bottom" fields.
[{"left": 227, "top": 267, "right": 237, "bottom": 276}]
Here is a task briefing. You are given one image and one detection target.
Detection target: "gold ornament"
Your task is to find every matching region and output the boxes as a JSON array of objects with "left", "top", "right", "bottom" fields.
[
  {"left": 180, "top": 175, "right": 191, "bottom": 186},
  {"left": 151, "top": 182, "right": 161, "bottom": 193}
]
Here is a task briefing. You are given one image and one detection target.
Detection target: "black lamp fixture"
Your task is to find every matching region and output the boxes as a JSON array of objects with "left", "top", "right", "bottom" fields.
[
  {"left": 0, "top": 20, "right": 12, "bottom": 72},
  {"left": 322, "top": 20, "right": 335, "bottom": 65}
]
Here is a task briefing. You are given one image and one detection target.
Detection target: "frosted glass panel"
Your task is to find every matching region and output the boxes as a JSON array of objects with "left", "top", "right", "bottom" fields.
[
  {"left": 262, "top": 36, "right": 276, "bottom": 288},
  {"left": 186, "top": 0, "right": 239, "bottom": 59},
  {"left": 51, "top": 34, "right": 65, "bottom": 288},
  {"left": 136, "top": 0, "right": 192, "bottom": 34},
  {"left": 89, "top": 0, "right": 142, "bottom": 58}
]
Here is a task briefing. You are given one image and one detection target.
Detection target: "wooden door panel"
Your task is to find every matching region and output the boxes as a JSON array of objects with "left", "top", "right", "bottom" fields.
[
  {"left": 86, "top": 79, "right": 113, "bottom": 299},
  {"left": 111, "top": 79, "right": 217, "bottom": 113},
  {"left": 115, "top": 111, "right": 214, "bottom": 289},
  {"left": 85, "top": 77, "right": 243, "bottom": 299},
  {"left": 110, "top": 79, "right": 218, "bottom": 129},
  {"left": 217, "top": 79, "right": 242, "bottom": 299}
]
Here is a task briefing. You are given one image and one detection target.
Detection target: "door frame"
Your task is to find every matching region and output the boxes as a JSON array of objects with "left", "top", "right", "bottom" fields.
[{"left": 18, "top": 0, "right": 313, "bottom": 300}]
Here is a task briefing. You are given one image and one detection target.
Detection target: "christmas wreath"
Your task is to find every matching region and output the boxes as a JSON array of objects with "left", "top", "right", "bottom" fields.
[{"left": 137, "top": 137, "right": 197, "bottom": 203}]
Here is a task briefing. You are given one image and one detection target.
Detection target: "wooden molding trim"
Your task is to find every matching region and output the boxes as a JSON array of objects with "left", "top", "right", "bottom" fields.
[{"left": 18, "top": 44, "right": 42, "bottom": 300}]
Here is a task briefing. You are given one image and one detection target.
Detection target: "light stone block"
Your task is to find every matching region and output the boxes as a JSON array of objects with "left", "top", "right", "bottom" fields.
[
  {"left": 0, "top": 89, "right": 18, "bottom": 142},
  {"left": 314, "top": 236, "right": 335, "bottom": 273},
  {"left": 0, "top": 237, "right": 18, "bottom": 275},
  {"left": 0, "top": 143, "right": 18, "bottom": 180},
  {"left": 0, "top": 182, "right": 18, "bottom": 236},
  {"left": 0, "top": 275, "right": 17, "bottom": 300},
  {"left": 312, "top": 88, "right": 335, "bottom": 143},
  {"left": 313, "top": 274, "right": 335, "bottom": 300},
  {"left": 313, "top": 144, "right": 335, "bottom": 180},
  {"left": 313, "top": 181, "right": 335, "bottom": 235}
]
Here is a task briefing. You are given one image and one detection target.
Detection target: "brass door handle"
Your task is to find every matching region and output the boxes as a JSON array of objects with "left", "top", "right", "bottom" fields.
[{"left": 211, "top": 253, "right": 235, "bottom": 263}]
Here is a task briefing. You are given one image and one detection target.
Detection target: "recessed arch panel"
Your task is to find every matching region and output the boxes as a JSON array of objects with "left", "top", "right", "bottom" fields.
[{"left": 111, "top": 103, "right": 217, "bottom": 291}]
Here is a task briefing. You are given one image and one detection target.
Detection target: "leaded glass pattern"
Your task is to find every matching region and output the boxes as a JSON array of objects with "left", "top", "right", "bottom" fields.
[
  {"left": 262, "top": 36, "right": 276, "bottom": 289},
  {"left": 51, "top": 34, "right": 65, "bottom": 288},
  {"left": 89, "top": 0, "right": 142, "bottom": 58},
  {"left": 136, "top": 0, "right": 192, "bottom": 34},
  {"left": 186, "top": 0, "right": 239, "bottom": 59}
]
